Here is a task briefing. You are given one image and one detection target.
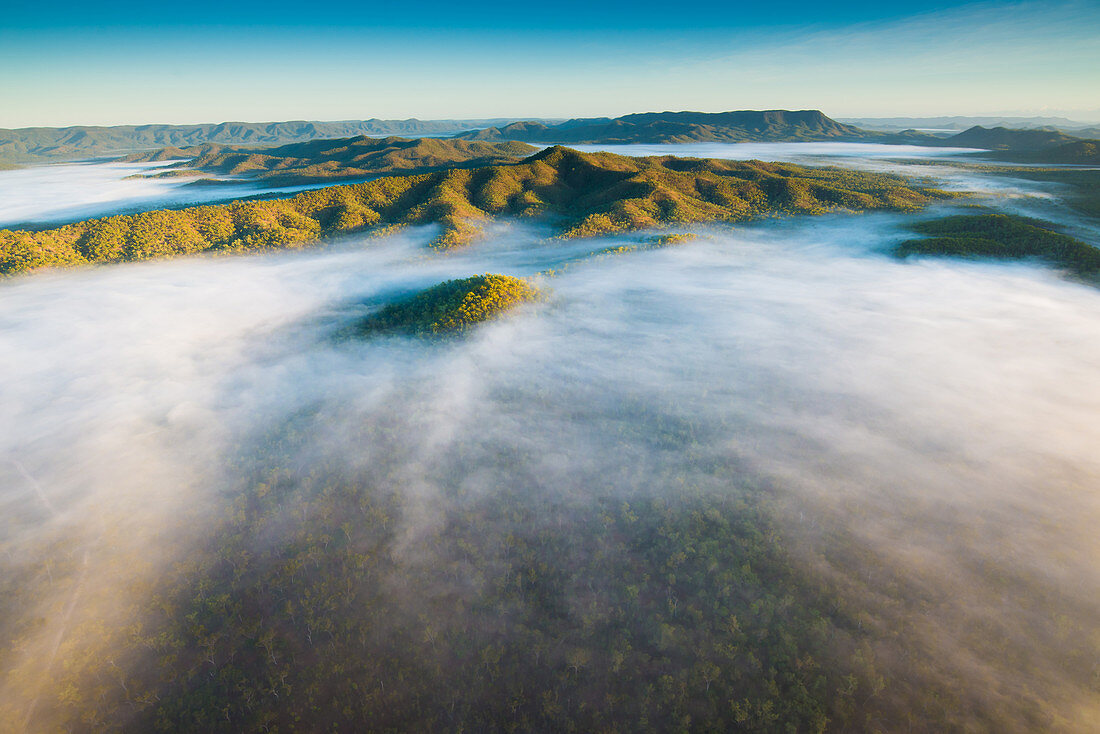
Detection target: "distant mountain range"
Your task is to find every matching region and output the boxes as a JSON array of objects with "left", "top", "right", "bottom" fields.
[
  {"left": 839, "top": 116, "right": 1100, "bottom": 133},
  {"left": 0, "top": 111, "right": 872, "bottom": 164},
  {"left": 452, "top": 113, "right": 1100, "bottom": 158},
  {"left": 3, "top": 112, "right": 1099, "bottom": 168},
  {"left": 456, "top": 110, "right": 866, "bottom": 144},
  {"left": 456, "top": 113, "right": 1100, "bottom": 164},
  {"left": 0, "top": 119, "right": 540, "bottom": 164}
]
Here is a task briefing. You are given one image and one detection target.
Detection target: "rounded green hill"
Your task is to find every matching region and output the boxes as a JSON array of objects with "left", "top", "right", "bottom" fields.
[{"left": 356, "top": 273, "right": 543, "bottom": 336}]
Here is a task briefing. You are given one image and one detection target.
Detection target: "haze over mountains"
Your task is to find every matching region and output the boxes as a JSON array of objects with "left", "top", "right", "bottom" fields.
[
  {"left": 5, "top": 110, "right": 1100, "bottom": 169},
  {"left": 0, "top": 118, "right": 542, "bottom": 164},
  {"left": 457, "top": 112, "right": 1100, "bottom": 158},
  {"left": 1, "top": 110, "right": 872, "bottom": 164},
  {"left": 839, "top": 115, "right": 1100, "bottom": 133}
]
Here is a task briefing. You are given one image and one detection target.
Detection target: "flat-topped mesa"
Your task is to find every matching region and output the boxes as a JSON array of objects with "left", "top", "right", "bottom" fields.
[
  {"left": 457, "top": 109, "right": 866, "bottom": 144},
  {"left": 0, "top": 147, "right": 958, "bottom": 276},
  {"left": 616, "top": 109, "right": 848, "bottom": 131}
]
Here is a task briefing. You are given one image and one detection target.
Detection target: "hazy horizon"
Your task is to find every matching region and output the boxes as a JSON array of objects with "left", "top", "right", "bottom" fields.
[{"left": 3, "top": 109, "right": 1100, "bottom": 132}]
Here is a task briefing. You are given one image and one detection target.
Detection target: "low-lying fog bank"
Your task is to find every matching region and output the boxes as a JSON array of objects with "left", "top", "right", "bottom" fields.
[
  {"left": 0, "top": 160, "right": 367, "bottom": 230},
  {"left": 1, "top": 206, "right": 1098, "bottom": 730}
]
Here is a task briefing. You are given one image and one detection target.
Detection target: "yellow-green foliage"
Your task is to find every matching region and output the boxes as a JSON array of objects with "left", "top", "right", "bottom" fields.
[
  {"left": 652, "top": 233, "right": 698, "bottom": 246},
  {"left": 591, "top": 232, "right": 699, "bottom": 258},
  {"left": 356, "top": 274, "right": 543, "bottom": 336},
  {"left": 127, "top": 136, "right": 539, "bottom": 185},
  {"left": 0, "top": 147, "right": 958, "bottom": 276}
]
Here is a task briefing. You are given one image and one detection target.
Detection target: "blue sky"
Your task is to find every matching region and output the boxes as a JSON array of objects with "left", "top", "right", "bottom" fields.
[{"left": 2, "top": 1, "right": 1097, "bottom": 127}]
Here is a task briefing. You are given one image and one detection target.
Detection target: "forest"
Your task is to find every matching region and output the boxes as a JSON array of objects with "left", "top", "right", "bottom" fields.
[
  {"left": 895, "top": 212, "right": 1100, "bottom": 279},
  {"left": 123, "top": 137, "right": 537, "bottom": 186},
  {"left": 353, "top": 274, "right": 544, "bottom": 337},
  {"left": 6, "top": 343, "right": 1089, "bottom": 732},
  {"left": 0, "top": 146, "right": 955, "bottom": 276},
  {"left": 989, "top": 140, "right": 1100, "bottom": 165}
]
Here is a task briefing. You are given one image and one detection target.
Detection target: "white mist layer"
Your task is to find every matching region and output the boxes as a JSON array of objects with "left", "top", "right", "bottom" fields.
[
  {"left": 2, "top": 152, "right": 1100, "bottom": 727},
  {"left": 0, "top": 160, "right": 338, "bottom": 228},
  {"left": 7, "top": 214, "right": 1099, "bottom": 541}
]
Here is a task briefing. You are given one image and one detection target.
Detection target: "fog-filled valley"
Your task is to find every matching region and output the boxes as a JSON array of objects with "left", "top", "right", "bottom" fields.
[
  {"left": 0, "top": 159, "right": 381, "bottom": 231},
  {"left": 1, "top": 145, "right": 1099, "bottom": 732}
]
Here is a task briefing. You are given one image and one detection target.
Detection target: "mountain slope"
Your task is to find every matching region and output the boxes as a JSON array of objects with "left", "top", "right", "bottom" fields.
[
  {"left": 457, "top": 110, "right": 867, "bottom": 144},
  {"left": 944, "top": 125, "right": 1081, "bottom": 150},
  {"left": 936, "top": 126, "right": 1100, "bottom": 164},
  {"left": 124, "top": 136, "right": 538, "bottom": 185},
  {"left": 896, "top": 213, "right": 1100, "bottom": 278},
  {"left": 0, "top": 146, "right": 956, "bottom": 275},
  {"left": 989, "top": 140, "right": 1100, "bottom": 165}
]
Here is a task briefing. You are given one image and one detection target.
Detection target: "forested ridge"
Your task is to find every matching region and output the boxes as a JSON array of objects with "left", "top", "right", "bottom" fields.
[
  {"left": 123, "top": 137, "right": 537, "bottom": 186},
  {"left": 353, "top": 274, "right": 544, "bottom": 337},
  {"left": 988, "top": 139, "right": 1100, "bottom": 165},
  {"left": 895, "top": 213, "right": 1100, "bottom": 279},
  {"left": 933, "top": 125, "right": 1100, "bottom": 164},
  {"left": 0, "top": 146, "right": 955, "bottom": 275},
  {"left": 945, "top": 125, "right": 1082, "bottom": 151}
]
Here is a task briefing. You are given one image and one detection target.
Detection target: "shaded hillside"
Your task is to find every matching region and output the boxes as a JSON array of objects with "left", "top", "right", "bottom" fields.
[
  {"left": 988, "top": 139, "right": 1100, "bottom": 165},
  {"left": 0, "top": 118, "right": 535, "bottom": 164},
  {"left": 934, "top": 126, "right": 1100, "bottom": 164},
  {"left": 0, "top": 146, "right": 956, "bottom": 275},
  {"left": 944, "top": 125, "right": 1081, "bottom": 151},
  {"left": 458, "top": 110, "right": 868, "bottom": 144},
  {"left": 124, "top": 136, "right": 537, "bottom": 186},
  {"left": 896, "top": 213, "right": 1100, "bottom": 279},
  {"left": 839, "top": 116, "right": 1092, "bottom": 133}
]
